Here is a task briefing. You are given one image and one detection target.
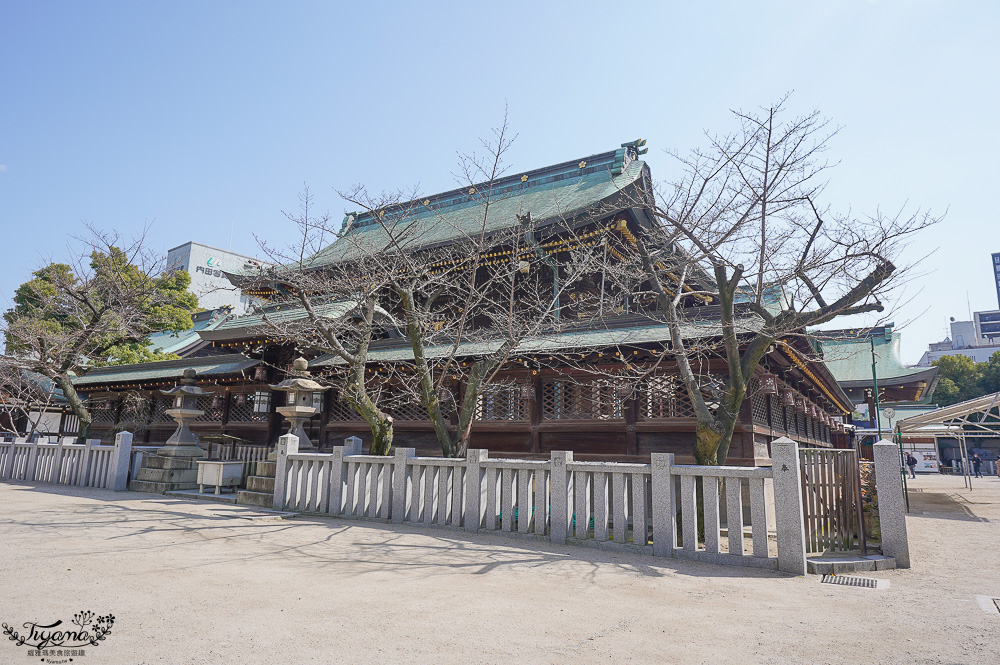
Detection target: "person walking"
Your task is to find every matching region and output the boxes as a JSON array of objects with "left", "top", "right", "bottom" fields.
[
  {"left": 971, "top": 452, "right": 983, "bottom": 479},
  {"left": 905, "top": 452, "right": 918, "bottom": 479}
]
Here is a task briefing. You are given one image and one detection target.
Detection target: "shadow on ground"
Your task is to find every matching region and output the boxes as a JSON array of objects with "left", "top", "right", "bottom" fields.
[
  {"left": 0, "top": 480, "right": 793, "bottom": 584},
  {"left": 907, "top": 487, "right": 989, "bottom": 522}
]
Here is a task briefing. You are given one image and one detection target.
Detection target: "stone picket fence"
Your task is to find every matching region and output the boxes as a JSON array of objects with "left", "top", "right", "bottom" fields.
[
  {"left": 266, "top": 435, "right": 916, "bottom": 575},
  {"left": 0, "top": 432, "right": 134, "bottom": 491}
]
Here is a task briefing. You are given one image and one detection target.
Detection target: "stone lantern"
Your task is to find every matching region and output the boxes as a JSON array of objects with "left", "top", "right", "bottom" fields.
[
  {"left": 159, "top": 368, "right": 213, "bottom": 458},
  {"left": 270, "top": 357, "right": 324, "bottom": 451}
]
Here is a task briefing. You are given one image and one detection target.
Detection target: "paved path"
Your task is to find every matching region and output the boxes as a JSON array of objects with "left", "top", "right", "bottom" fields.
[{"left": 1, "top": 474, "right": 998, "bottom": 664}]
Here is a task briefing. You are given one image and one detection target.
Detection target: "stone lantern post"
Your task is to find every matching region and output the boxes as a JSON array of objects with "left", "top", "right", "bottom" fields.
[
  {"left": 270, "top": 357, "right": 324, "bottom": 452},
  {"left": 159, "top": 368, "right": 213, "bottom": 458}
]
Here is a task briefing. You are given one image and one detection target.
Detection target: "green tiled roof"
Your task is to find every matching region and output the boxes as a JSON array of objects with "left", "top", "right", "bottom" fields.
[
  {"left": 310, "top": 315, "right": 763, "bottom": 366},
  {"left": 245, "top": 145, "right": 650, "bottom": 272},
  {"left": 147, "top": 312, "right": 228, "bottom": 355},
  {"left": 199, "top": 300, "right": 365, "bottom": 342},
  {"left": 73, "top": 354, "right": 259, "bottom": 387},
  {"left": 816, "top": 331, "right": 936, "bottom": 386}
]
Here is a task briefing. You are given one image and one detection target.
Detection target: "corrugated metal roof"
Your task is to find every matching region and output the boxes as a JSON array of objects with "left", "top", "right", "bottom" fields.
[{"left": 73, "top": 354, "right": 259, "bottom": 386}]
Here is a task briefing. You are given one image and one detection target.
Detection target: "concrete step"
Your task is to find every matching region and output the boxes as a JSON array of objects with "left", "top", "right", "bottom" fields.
[
  {"left": 166, "top": 489, "right": 238, "bottom": 504},
  {"left": 246, "top": 475, "right": 274, "bottom": 493},
  {"left": 237, "top": 489, "right": 276, "bottom": 508},
  {"left": 135, "top": 467, "right": 198, "bottom": 484},
  {"left": 130, "top": 479, "right": 199, "bottom": 494},
  {"left": 807, "top": 554, "right": 896, "bottom": 575},
  {"left": 253, "top": 461, "right": 277, "bottom": 478},
  {"left": 143, "top": 455, "right": 199, "bottom": 470}
]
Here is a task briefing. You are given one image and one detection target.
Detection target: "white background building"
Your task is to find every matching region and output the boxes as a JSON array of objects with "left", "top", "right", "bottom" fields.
[{"left": 166, "top": 242, "right": 264, "bottom": 315}]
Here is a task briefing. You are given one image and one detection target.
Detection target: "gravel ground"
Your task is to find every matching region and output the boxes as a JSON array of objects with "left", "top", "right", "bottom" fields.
[{"left": 1, "top": 474, "right": 998, "bottom": 665}]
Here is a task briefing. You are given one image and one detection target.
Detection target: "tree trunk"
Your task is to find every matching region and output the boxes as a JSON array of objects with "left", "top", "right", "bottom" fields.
[
  {"left": 452, "top": 361, "right": 492, "bottom": 458},
  {"left": 367, "top": 414, "right": 394, "bottom": 456},
  {"left": 694, "top": 411, "right": 739, "bottom": 465},
  {"left": 53, "top": 375, "right": 92, "bottom": 444},
  {"left": 344, "top": 364, "right": 394, "bottom": 456}
]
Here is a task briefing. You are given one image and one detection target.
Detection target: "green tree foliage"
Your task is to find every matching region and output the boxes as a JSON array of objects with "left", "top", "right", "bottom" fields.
[
  {"left": 2, "top": 235, "right": 198, "bottom": 439},
  {"left": 931, "top": 352, "right": 1000, "bottom": 406}
]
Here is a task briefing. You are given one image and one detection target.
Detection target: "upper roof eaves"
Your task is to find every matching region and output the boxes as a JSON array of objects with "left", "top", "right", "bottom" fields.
[{"left": 304, "top": 142, "right": 650, "bottom": 268}]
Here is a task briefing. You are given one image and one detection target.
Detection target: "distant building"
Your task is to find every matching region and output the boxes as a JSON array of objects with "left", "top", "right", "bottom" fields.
[
  {"left": 916, "top": 314, "right": 1000, "bottom": 366},
  {"left": 992, "top": 252, "right": 1000, "bottom": 308},
  {"left": 166, "top": 242, "right": 266, "bottom": 315},
  {"left": 974, "top": 309, "right": 1000, "bottom": 344}
]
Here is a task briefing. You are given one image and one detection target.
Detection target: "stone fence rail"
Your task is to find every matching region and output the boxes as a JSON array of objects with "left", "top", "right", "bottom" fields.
[
  {"left": 0, "top": 432, "right": 133, "bottom": 491},
  {"left": 272, "top": 435, "right": 818, "bottom": 574}
]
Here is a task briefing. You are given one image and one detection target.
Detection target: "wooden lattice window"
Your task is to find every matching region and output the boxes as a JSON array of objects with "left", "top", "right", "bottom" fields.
[
  {"left": 768, "top": 395, "right": 784, "bottom": 431},
  {"left": 152, "top": 396, "right": 173, "bottom": 423},
  {"left": 118, "top": 396, "right": 152, "bottom": 428},
  {"left": 328, "top": 395, "right": 364, "bottom": 422},
  {"left": 229, "top": 391, "right": 270, "bottom": 422},
  {"left": 796, "top": 412, "right": 806, "bottom": 437},
  {"left": 750, "top": 390, "right": 769, "bottom": 425},
  {"left": 90, "top": 399, "right": 117, "bottom": 424},
  {"left": 389, "top": 398, "right": 427, "bottom": 422},
  {"left": 194, "top": 395, "right": 224, "bottom": 422},
  {"left": 642, "top": 375, "right": 696, "bottom": 419},
  {"left": 475, "top": 383, "right": 527, "bottom": 421},
  {"left": 784, "top": 405, "right": 795, "bottom": 434},
  {"left": 542, "top": 378, "right": 624, "bottom": 421}
]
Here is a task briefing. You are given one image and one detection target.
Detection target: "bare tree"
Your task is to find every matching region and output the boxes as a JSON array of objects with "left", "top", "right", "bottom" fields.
[
  {"left": 610, "top": 97, "right": 936, "bottom": 464},
  {"left": 2, "top": 227, "right": 198, "bottom": 442},
  {"left": 0, "top": 358, "right": 60, "bottom": 439},
  {"left": 336, "top": 118, "right": 609, "bottom": 457},
  {"left": 246, "top": 188, "right": 398, "bottom": 455}
]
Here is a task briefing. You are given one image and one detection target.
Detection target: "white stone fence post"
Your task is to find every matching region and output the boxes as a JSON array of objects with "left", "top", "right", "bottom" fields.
[{"left": 873, "top": 440, "right": 911, "bottom": 568}]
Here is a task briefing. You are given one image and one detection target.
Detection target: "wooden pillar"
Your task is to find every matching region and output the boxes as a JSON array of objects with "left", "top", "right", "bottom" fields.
[
  {"left": 624, "top": 391, "right": 637, "bottom": 457},
  {"left": 530, "top": 372, "right": 541, "bottom": 454}
]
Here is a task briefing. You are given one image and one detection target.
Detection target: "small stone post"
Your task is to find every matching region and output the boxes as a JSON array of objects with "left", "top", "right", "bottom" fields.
[
  {"left": 328, "top": 446, "right": 346, "bottom": 516},
  {"left": 110, "top": 431, "right": 134, "bottom": 491},
  {"left": 873, "top": 440, "right": 911, "bottom": 568},
  {"left": 2, "top": 441, "right": 15, "bottom": 479},
  {"left": 271, "top": 433, "right": 299, "bottom": 511},
  {"left": 464, "top": 449, "right": 488, "bottom": 532},
  {"left": 343, "top": 436, "right": 364, "bottom": 456},
  {"left": 80, "top": 439, "right": 95, "bottom": 487},
  {"left": 52, "top": 438, "right": 66, "bottom": 485},
  {"left": 548, "top": 451, "right": 573, "bottom": 544},
  {"left": 391, "top": 447, "right": 415, "bottom": 524},
  {"left": 650, "top": 453, "right": 675, "bottom": 557},
  {"left": 25, "top": 439, "right": 39, "bottom": 482},
  {"left": 770, "top": 437, "right": 808, "bottom": 575}
]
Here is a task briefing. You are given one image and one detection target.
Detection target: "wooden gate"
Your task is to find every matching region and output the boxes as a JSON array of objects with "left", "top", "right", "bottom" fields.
[{"left": 798, "top": 448, "right": 866, "bottom": 553}]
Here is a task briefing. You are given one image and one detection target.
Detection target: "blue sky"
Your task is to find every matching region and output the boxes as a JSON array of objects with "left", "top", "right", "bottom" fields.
[{"left": 1, "top": 0, "right": 997, "bottom": 363}]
